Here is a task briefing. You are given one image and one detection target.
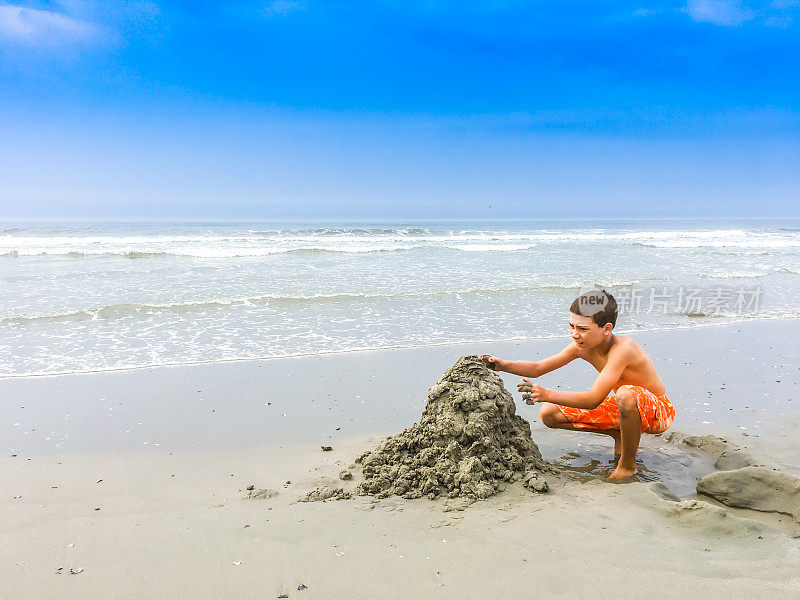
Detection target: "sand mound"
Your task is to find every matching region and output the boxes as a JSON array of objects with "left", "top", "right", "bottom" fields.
[
  {"left": 661, "top": 430, "right": 756, "bottom": 470},
  {"left": 630, "top": 483, "right": 772, "bottom": 538},
  {"left": 244, "top": 488, "right": 279, "bottom": 500},
  {"left": 697, "top": 466, "right": 800, "bottom": 522},
  {"left": 355, "top": 355, "right": 552, "bottom": 503}
]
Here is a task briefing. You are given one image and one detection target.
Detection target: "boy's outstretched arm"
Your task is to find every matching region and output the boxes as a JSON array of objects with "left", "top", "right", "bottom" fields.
[
  {"left": 482, "top": 344, "right": 578, "bottom": 377},
  {"left": 518, "top": 345, "right": 630, "bottom": 409}
]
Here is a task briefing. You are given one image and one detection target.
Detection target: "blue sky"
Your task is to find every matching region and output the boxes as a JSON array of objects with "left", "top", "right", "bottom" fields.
[{"left": 0, "top": 0, "right": 798, "bottom": 220}]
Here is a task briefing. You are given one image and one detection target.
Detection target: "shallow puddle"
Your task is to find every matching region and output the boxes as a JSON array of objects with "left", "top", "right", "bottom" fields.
[{"left": 534, "top": 429, "right": 716, "bottom": 498}]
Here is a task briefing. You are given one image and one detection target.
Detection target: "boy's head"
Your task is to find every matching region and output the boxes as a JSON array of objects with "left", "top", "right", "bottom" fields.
[{"left": 569, "top": 289, "right": 618, "bottom": 328}]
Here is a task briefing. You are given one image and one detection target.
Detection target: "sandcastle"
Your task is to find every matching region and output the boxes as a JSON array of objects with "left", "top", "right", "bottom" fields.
[{"left": 355, "top": 355, "right": 553, "bottom": 502}]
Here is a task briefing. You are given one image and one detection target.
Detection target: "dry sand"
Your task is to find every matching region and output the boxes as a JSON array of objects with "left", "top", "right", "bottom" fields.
[
  {"left": 2, "top": 319, "right": 800, "bottom": 599},
  {"left": 4, "top": 436, "right": 800, "bottom": 600}
]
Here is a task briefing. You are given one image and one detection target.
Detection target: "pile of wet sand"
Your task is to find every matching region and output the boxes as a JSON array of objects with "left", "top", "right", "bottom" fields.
[
  {"left": 698, "top": 466, "right": 800, "bottom": 523},
  {"left": 662, "top": 431, "right": 800, "bottom": 533},
  {"left": 354, "top": 355, "right": 553, "bottom": 504}
]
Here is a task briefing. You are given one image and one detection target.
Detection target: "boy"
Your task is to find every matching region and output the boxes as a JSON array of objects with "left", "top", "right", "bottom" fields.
[{"left": 481, "top": 289, "right": 675, "bottom": 482}]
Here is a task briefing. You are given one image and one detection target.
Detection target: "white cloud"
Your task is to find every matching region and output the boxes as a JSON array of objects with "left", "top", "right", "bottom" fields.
[
  {"left": 0, "top": 3, "right": 97, "bottom": 44},
  {"left": 686, "top": 0, "right": 754, "bottom": 25},
  {"left": 686, "top": 0, "right": 755, "bottom": 25},
  {"left": 686, "top": 0, "right": 799, "bottom": 26},
  {"left": 263, "top": 0, "right": 306, "bottom": 17}
]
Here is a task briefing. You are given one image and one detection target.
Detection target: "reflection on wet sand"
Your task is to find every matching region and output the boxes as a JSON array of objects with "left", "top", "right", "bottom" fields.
[{"left": 536, "top": 432, "right": 716, "bottom": 497}]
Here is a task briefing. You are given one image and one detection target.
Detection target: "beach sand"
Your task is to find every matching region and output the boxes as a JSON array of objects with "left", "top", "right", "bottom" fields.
[{"left": 2, "top": 320, "right": 800, "bottom": 599}]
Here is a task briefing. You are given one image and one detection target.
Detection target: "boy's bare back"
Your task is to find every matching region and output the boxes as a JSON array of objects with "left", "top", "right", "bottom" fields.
[{"left": 577, "top": 334, "right": 666, "bottom": 396}]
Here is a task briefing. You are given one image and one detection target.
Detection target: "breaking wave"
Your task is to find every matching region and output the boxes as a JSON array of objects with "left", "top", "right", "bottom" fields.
[{"left": 0, "top": 281, "right": 645, "bottom": 326}]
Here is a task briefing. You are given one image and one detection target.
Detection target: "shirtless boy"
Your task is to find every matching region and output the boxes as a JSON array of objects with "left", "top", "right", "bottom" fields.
[{"left": 481, "top": 289, "right": 675, "bottom": 482}]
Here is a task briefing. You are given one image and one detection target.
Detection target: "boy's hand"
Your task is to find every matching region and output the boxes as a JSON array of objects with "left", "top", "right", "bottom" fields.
[
  {"left": 480, "top": 354, "right": 502, "bottom": 371},
  {"left": 517, "top": 378, "right": 549, "bottom": 405}
]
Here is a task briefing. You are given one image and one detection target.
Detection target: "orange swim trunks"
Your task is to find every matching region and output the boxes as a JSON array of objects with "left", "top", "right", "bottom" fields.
[{"left": 556, "top": 385, "right": 675, "bottom": 435}]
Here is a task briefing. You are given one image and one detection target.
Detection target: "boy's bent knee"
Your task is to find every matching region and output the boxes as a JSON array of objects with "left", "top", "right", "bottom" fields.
[
  {"left": 539, "top": 403, "right": 565, "bottom": 428},
  {"left": 614, "top": 387, "right": 636, "bottom": 408}
]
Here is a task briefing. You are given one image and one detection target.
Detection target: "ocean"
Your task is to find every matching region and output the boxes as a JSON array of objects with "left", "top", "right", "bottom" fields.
[{"left": 1, "top": 219, "right": 798, "bottom": 377}]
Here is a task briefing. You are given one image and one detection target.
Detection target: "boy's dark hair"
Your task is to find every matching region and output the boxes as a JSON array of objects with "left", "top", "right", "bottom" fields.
[{"left": 570, "top": 289, "right": 618, "bottom": 328}]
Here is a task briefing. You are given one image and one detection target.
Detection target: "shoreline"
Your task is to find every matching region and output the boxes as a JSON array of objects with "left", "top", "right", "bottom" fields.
[
  {"left": 2, "top": 315, "right": 797, "bottom": 381},
  {"left": 3, "top": 318, "right": 798, "bottom": 463}
]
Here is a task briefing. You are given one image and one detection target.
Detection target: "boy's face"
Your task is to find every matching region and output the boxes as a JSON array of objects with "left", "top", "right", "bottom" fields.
[{"left": 569, "top": 312, "right": 611, "bottom": 349}]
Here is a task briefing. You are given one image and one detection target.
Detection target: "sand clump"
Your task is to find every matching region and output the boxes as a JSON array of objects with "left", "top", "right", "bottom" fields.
[
  {"left": 697, "top": 466, "right": 800, "bottom": 522},
  {"left": 354, "top": 355, "right": 554, "bottom": 505},
  {"left": 661, "top": 431, "right": 757, "bottom": 471},
  {"left": 244, "top": 488, "right": 279, "bottom": 500},
  {"left": 299, "top": 485, "right": 352, "bottom": 502},
  {"left": 661, "top": 430, "right": 800, "bottom": 533}
]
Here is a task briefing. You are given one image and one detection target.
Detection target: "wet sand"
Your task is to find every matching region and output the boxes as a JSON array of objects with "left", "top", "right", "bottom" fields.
[{"left": 2, "top": 319, "right": 799, "bottom": 598}]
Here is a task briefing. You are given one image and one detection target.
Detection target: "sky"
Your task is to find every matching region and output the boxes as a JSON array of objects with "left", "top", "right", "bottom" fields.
[{"left": 0, "top": 0, "right": 798, "bottom": 221}]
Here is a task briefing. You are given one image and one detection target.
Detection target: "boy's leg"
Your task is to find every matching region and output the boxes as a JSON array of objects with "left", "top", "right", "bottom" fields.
[
  {"left": 539, "top": 403, "right": 577, "bottom": 430},
  {"left": 608, "top": 387, "right": 642, "bottom": 481},
  {"left": 608, "top": 430, "right": 622, "bottom": 458},
  {"left": 539, "top": 403, "right": 622, "bottom": 455}
]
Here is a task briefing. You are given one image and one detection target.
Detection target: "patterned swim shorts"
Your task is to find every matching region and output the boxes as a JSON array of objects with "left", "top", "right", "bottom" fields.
[{"left": 556, "top": 385, "right": 675, "bottom": 435}]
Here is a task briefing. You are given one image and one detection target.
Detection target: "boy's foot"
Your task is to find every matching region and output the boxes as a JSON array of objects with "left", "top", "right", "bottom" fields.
[{"left": 607, "top": 465, "right": 637, "bottom": 482}]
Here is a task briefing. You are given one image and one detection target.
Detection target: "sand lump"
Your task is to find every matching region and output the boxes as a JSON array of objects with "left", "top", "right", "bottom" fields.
[
  {"left": 355, "top": 355, "right": 553, "bottom": 503},
  {"left": 661, "top": 431, "right": 757, "bottom": 471},
  {"left": 697, "top": 466, "right": 800, "bottom": 522},
  {"left": 244, "top": 488, "right": 279, "bottom": 500}
]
